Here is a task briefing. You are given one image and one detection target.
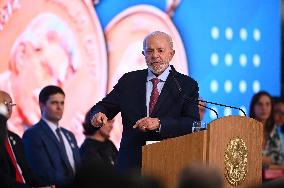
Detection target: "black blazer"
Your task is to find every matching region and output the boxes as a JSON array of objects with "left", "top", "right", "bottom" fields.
[
  {"left": 0, "top": 131, "right": 45, "bottom": 188},
  {"left": 80, "top": 138, "right": 118, "bottom": 167},
  {"left": 90, "top": 68, "right": 199, "bottom": 171}
]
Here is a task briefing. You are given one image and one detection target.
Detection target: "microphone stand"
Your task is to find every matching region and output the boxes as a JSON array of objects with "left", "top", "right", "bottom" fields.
[
  {"left": 198, "top": 99, "right": 247, "bottom": 117},
  {"left": 197, "top": 102, "right": 219, "bottom": 119},
  {"left": 170, "top": 65, "right": 219, "bottom": 118},
  {"left": 169, "top": 65, "right": 246, "bottom": 118}
]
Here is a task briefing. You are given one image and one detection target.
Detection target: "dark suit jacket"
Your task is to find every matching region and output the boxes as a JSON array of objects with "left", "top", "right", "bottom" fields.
[
  {"left": 90, "top": 68, "right": 199, "bottom": 171},
  {"left": 0, "top": 131, "right": 45, "bottom": 188},
  {"left": 22, "top": 120, "right": 81, "bottom": 188}
]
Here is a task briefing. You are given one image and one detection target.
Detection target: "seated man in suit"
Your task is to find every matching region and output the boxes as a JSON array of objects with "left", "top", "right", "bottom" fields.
[
  {"left": 90, "top": 31, "right": 200, "bottom": 171},
  {"left": 0, "top": 90, "right": 48, "bottom": 188},
  {"left": 23, "top": 85, "right": 81, "bottom": 187}
]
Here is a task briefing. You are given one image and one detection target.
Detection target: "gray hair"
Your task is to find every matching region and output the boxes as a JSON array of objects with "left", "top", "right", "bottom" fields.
[{"left": 143, "top": 31, "right": 173, "bottom": 50}]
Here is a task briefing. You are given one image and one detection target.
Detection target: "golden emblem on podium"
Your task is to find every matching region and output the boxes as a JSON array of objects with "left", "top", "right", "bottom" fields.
[{"left": 224, "top": 137, "right": 248, "bottom": 186}]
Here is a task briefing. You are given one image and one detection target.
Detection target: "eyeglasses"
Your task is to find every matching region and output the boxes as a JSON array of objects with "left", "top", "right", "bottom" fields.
[{"left": 3, "top": 101, "right": 16, "bottom": 108}]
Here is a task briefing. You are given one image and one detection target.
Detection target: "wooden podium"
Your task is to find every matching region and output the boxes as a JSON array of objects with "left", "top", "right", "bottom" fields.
[{"left": 142, "top": 116, "right": 263, "bottom": 188}]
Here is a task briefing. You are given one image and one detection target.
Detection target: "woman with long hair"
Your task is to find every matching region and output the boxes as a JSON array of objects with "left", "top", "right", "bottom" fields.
[{"left": 250, "top": 91, "right": 284, "bottom": 166}]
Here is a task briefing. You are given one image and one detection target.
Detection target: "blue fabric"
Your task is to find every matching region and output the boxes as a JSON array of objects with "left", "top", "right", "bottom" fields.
[{"left": 23, "top": 120, "right": 81, "bottom": 187}]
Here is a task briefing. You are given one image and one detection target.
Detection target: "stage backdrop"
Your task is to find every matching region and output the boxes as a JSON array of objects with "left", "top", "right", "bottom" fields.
[{"left": 0, "top": 0, "right": 280, "bottom": 148}]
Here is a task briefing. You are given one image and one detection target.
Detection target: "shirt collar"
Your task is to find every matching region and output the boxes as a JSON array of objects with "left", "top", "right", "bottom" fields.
[
  {"left": 147, "top": 65, "right": 171, "bottom": 82},
  {"left": 42, "top": 118, "right": 59, "bottom": 132}
]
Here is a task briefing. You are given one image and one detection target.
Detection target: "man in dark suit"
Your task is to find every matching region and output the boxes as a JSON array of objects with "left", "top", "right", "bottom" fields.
[
  {"left": 23, "top": 85, "right": 81, "bottom": 187},
  {"left": 0, "top": 90, "right": 47, "bottom": 188},
  {"left": 90, "top": 31, "right": 200, "bottom": 171}
]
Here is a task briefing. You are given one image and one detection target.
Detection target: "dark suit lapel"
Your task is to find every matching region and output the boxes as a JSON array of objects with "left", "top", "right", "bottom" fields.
[
  {"left": 40, "top": 120, "right": 62, "bottom": 149},
  {"left": 40, "top": 120, "right": 73, "bottom": 175},
  {"left": 135, "top": 69, "right": 148, "bottom": 117},
  {"left": 151, "top": 72, "right": 174, "bottom": 116}
]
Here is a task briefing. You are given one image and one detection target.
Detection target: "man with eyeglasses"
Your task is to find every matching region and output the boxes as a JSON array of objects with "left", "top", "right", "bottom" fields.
[{"left": 0, "top": 90, "right": 49, "bottom": 187}]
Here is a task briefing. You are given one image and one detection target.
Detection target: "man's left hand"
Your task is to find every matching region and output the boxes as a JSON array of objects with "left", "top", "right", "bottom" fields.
[{"left": 133, "top": 117, "right": 160, "bottom": 132}]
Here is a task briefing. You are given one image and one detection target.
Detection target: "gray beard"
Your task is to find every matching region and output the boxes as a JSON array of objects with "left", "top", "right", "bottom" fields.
[{"left": 148, "top": 64, "right": 169, "bottom": 75}]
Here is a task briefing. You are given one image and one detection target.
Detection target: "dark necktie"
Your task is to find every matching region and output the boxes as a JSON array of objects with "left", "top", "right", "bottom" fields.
[
  {"left": 149, "top": 78, "right": 160, "bottom": 115},
  {"left": 56, "top": 128, "right": 73, "bottom": 175},
  {"left": 56, "top": 128, "right": 67, "bottom": 155}
]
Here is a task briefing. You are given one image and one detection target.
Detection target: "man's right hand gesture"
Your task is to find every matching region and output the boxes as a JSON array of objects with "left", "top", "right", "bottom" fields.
[{"left": 91, "top": 112, "right": 108, "bottom": 128}]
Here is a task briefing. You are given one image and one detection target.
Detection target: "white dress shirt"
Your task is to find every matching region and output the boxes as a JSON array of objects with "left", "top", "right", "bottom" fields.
[{"left": 146, "top": 66, "right": 171, "bottom": 116}]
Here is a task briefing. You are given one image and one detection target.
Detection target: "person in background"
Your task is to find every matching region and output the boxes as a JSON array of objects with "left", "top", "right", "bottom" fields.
[
  {"left": 273, "top": 97, "right": 284, "bottom": 127},
  {"left": 178, "top": 163, "right": 223, "bottom": 188},
  {"left": 249, "top": 91, "right": 284, "bottom": 167},
  {"left": 23, "top": 85, "right": 81, "bottom": 188},
  {"left": 89, "top": 31, "right": 199, "bottom": 171},
  {"left": 198, "top": 98, "right": 206, "bottom": 121},
  {"left": 0, "top": 90, "right": 50, "bottom": 188},
  {"left": 272, "top": 97, "right": 284, "bottom": 157},
  {"left": 80, "top": 110, "right": 118, "bottom": 167}
]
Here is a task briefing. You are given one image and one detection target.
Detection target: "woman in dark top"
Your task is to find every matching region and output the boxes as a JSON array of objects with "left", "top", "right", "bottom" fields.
[{"left": 80, "top": 111, "right": 118, "bottom": 167}]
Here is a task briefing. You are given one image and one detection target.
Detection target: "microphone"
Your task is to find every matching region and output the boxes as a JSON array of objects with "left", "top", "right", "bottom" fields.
[
  {"left": 0, "top": 103, "right": 8, "bottom": 118},
  {"left": 169, "top": 65, "right": 246, "bottom": 117},
  {"left": 0, "top": 103, "right": 8, "bottom": 130},
  {"left": 197, "top": 100, "right": 219, "bottom": 119},
  {"left": 198, "top": 99, "right": 246, "bottom": 117},
  {"left": 170, "top": 65, "right": 219, "bottom": 118}
]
